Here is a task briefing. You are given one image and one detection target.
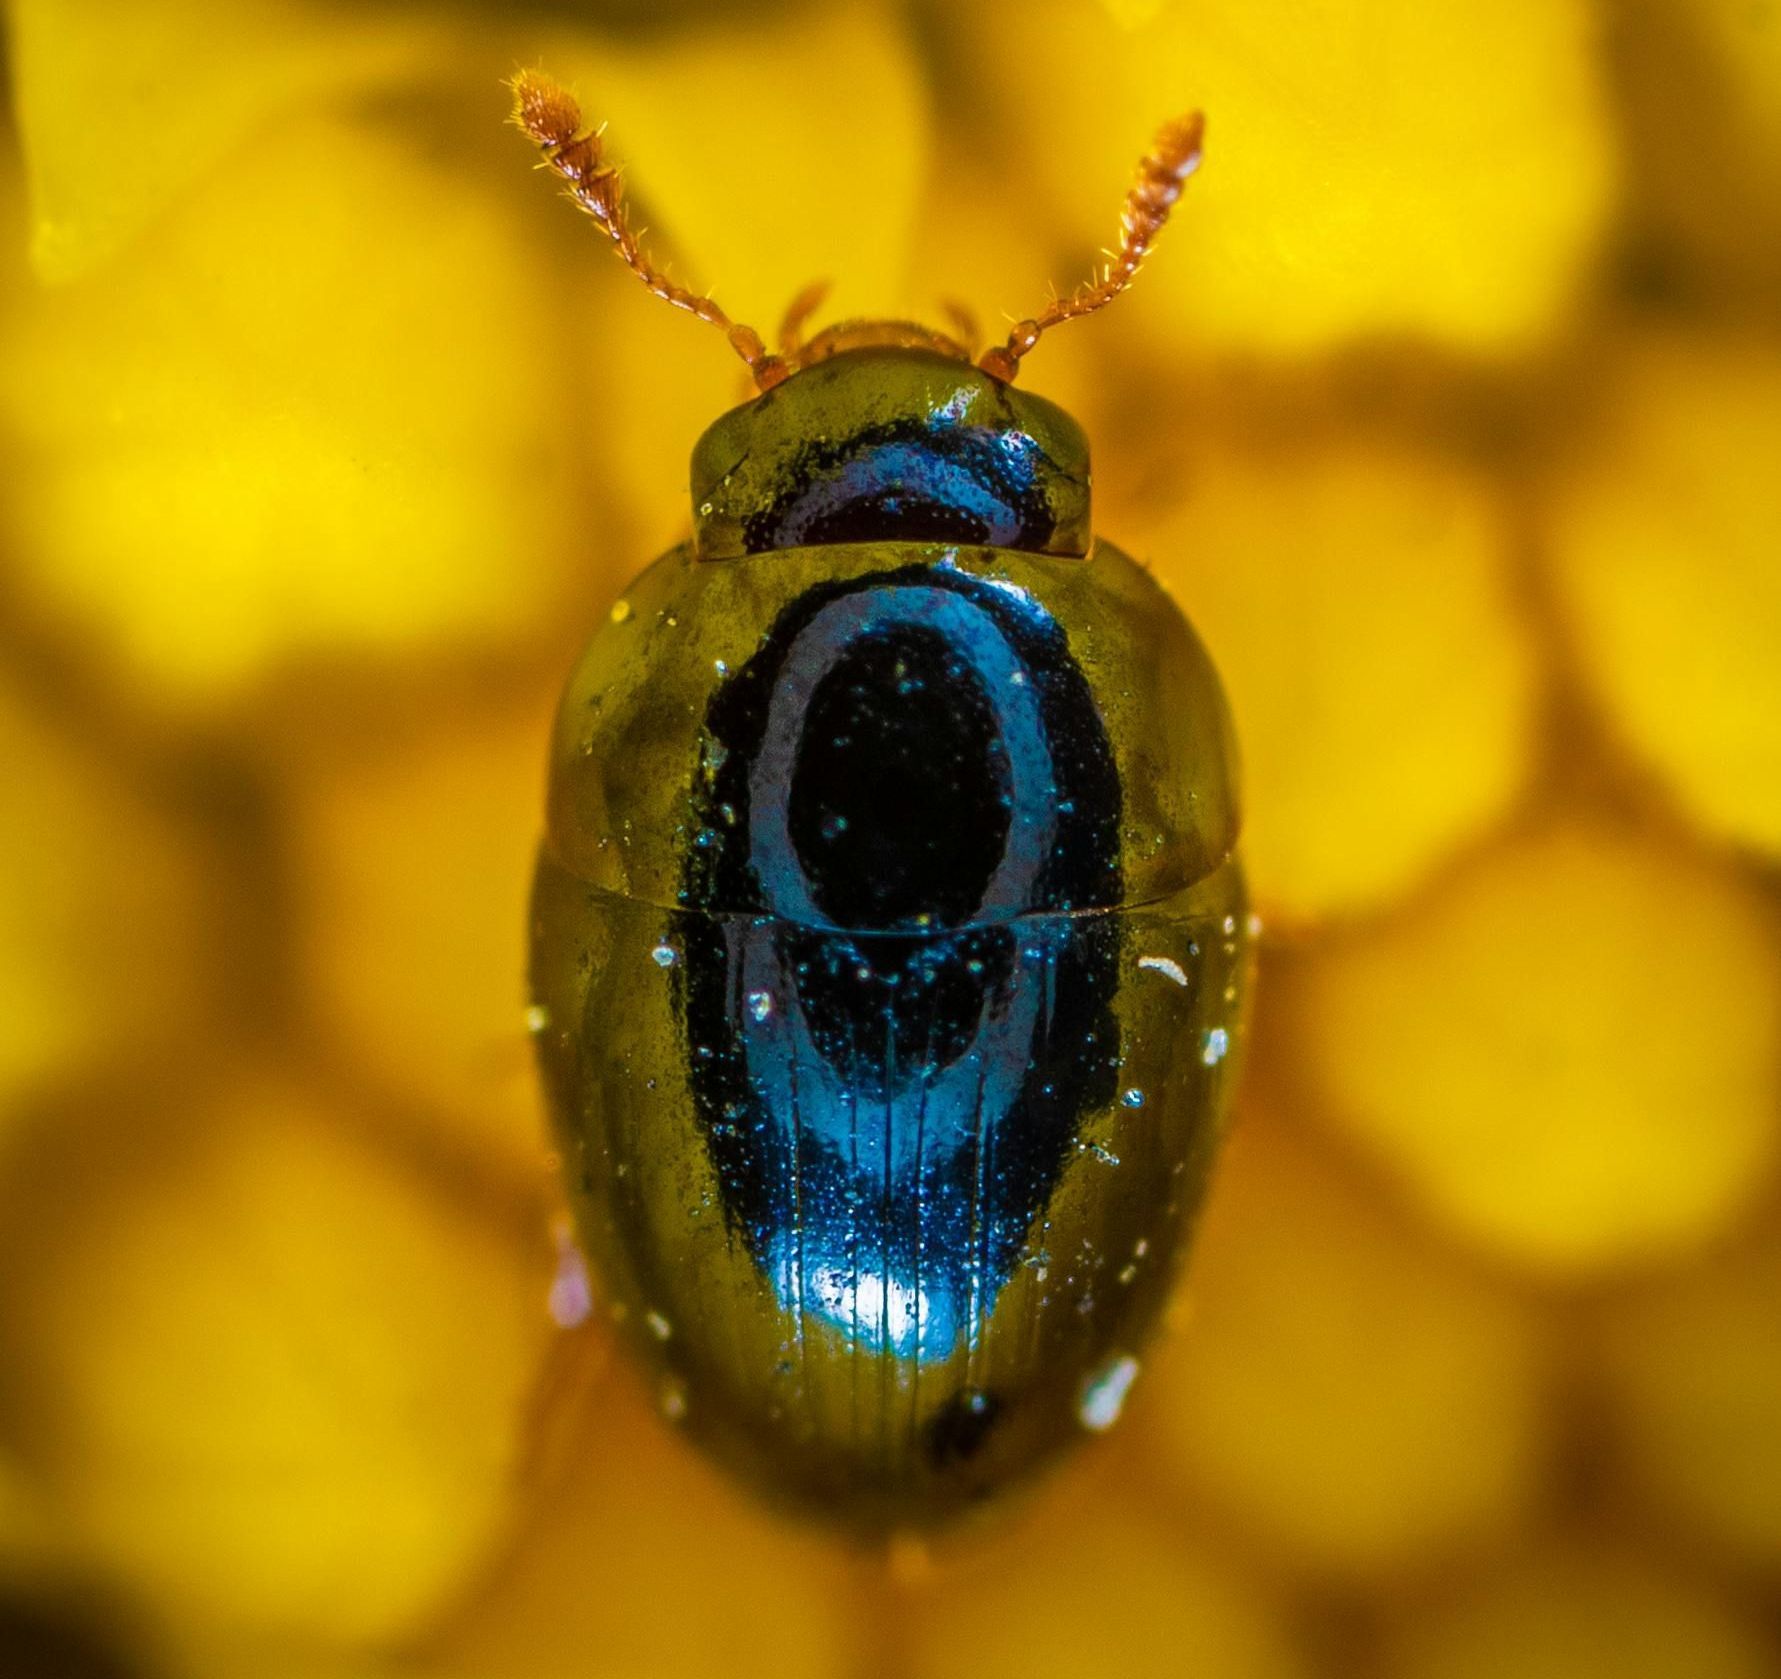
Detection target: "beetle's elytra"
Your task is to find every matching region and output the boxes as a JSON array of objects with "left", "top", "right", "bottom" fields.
[{"left": 514, "top": 71, "right": 1251, "bottom": 1532}]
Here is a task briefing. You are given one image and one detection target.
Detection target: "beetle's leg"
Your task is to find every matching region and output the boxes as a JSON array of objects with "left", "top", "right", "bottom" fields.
[
  {"left": 508, "top": 69, "right": 790, "bottom": 391},
  {"left": 777, "top": 280, "right": 831, "bottom": 357},
  {"left": 979, "top": 110, "right": 1204, "bottom": 383}
]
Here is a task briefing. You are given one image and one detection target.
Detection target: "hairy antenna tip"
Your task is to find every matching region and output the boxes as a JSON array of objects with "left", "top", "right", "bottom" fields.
[
  {"left": 509, "top": 68, "right": 582, "bottom": 148},
  {"left": 1157, "top": 111, "right": 1206, "bottom": 177}
]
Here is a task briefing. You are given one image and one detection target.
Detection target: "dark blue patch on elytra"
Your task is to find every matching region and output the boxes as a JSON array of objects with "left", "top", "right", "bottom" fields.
[
  {"left": 786, "top": 621, "right": 1012, "bottom": 931},
  {"left": 677, "top": 565, "right": 1123, "bottom": 1362},
  {"left": 685, "top": 566, "right": 1121, "bottom": 926}
]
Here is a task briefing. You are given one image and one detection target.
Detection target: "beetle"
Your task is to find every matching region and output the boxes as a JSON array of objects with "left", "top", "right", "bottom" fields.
[{"left": 513, "top": 70, "right": 1250, "bottom": 1533}]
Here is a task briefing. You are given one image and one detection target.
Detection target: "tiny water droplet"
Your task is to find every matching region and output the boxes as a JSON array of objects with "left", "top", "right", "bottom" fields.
[
  {"left": 609, "top": 598, "right": 633, "bottom": 624},
  {"left": 1201, "top": 1027, "right": 1229, "bottom": 1066},
  {"left": 548, "top": 1229, "right": 592, "bottom": 1328},
  {"left": 747, "top": 990, "right": 775, "bottom": 1022},
  {"left": 1121, "top": 1087, "right": 1146, "bottom": 1108},
  {"left": 646, "top": 1311, "right": 673, "bottom": 1341},
  {"left": 525, "top": 1003, "right": 551, "bottom": 1034},
  {"left": 1078, "top": 1354, "right": 1140, "bottom": 1432},
  {"left": 652, "top": 943, "right": 677, "bottom": 969}
]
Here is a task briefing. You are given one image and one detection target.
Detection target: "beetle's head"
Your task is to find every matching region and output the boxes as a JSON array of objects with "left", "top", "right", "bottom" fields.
[{"left": 687, "top": 345, "right": 1092, "bottom": 560}]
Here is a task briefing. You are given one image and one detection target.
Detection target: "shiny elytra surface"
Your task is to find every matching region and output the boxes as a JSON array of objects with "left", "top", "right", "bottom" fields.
[{"left": 530, "top": 518, "right": 1249, "bottom": 1532}]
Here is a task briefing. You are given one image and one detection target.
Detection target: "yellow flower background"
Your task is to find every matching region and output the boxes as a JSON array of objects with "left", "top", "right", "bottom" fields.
[{"left": 1, "top": 0, "right": 1779, "bottom": 1673}]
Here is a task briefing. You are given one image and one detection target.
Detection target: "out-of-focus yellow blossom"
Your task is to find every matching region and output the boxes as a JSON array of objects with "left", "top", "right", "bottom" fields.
[
  {"left": 1283, "top": 817, "right": 1781, "bottom": 1274},
  {"left": 0, "top": 679, "right": 205, "bottom": 1138},
  {"left": 1597, "top": 1219, "right": 1781, "bottom": 1575},
  {"left": 1614, "top": 0, "right": 1781, "bottom": 294},
  {"left": 1382, "top": 1545, "right": 1780, "bottom": 1679},
  {"left": 6, "top": 0, "right": 428, "bottom": 283},
  {"left": 1149, "top": 1115, "right": 1547, "bottom": 1579},
  {"left": 0, "top": 1073, "right": 552, "bottom": 1653},
  {"left": 907, "top": 1478, "right": 1311, "bottom": 1679},
  {"left": 171, "top": 1632, "right": 395, "bottom": 1679},
  {"left": 423, "top": 1354, "right": 854, "bottom": 1679},
  {"left": 0, "top": 1450, "right": 50, "bottom": 1579},
  {"left": 943, "top": 0, "right": 1617, "bottom": 356},
  {"left": 0, "top": 104, "right": 586, "bottom": 715},
  {"left": 1133, "top": 438, "right": 1537, "bottom": 924},
  {"left": 1685, "top": 0, "right": 1781, "bottom": 152},
  {"left": 289, "top": 688, "right": 561, "bottom": 1178},
  {"left": 1547, "top": 337, "right": 1781, "bottom": 859}
]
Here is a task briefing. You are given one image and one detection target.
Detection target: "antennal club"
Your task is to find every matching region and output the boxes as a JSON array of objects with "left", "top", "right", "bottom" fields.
[
  {"left": 508, "top": 69, "right": 788, "bottom": 391},
  {"left": 980, "top": 111, "right": 1205, "bottom": 383}
]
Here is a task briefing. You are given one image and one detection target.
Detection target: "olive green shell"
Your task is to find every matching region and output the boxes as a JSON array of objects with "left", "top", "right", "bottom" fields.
[{"left": 530, "top": 533, "right": 1250, "bottom": 1533}]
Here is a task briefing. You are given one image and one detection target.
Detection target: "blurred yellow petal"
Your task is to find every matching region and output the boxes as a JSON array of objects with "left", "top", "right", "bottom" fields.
[
  {"left": 1382, "top": 1545, "right": 1778, "bottom": 1679},
  {"left": 0, "top": 680, "right": 205, "bottom": 1133},
  {"left": 424, "top": 1359, "right": 852, "bottom": 1679},
  {"left": 907, "top": 1478, "right": 1312, "bottom": 1679},
  {"left": 0, "top": 1451, "right": 50, "bottom": 1580},
  {"left": 1151, "top": 1117, "right": 1546, "bottom": 1579},
  {"left": 6, "top": 0, "right": 423, "bottom": 282},
  {"left": 0, "top": 1073, "right": 552, "bottom": 1648},
  {"left": 1615, "top": 0, "right": 1781, "bottom": 293},
  {"left": 0, "top": 1589, "right": 157, "bottom": 1679},
  {"left": 1136, "top": 440, "right": 1537, "bottom": 925},
  {"left": 1689, "top": 0, "right": 1781, "bottom": 151},
  {"left": 1598, "top": 1221, "right": 1781, "bottom": 1573},
  {"left": 170, "top": 1631, "right": 391, "bottom": 1679},
  {"left": 0, "top": 107, "right": 584, "bottom": 713},
  {"left": 289, "top": 692, "right": 559, "bottom": 1178},
  {"left": 535, "top": 5, "right": 928, "bottom": 329},
  {"left": 1285, "top": 818, "right": 1781, "bottom": 1274},
  {"left": 947, "top": 0, "right": 1616, "bottom": 356},
  {"left": 1547, "top": 336, "right": 1781, "bottom": 858}
]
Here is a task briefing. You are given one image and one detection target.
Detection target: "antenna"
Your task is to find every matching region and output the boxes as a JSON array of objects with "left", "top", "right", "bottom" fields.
[
  {"left": 508, "top": 69, "right": 789, "bottom": 391},
  {"left": 979, "top": 112, "right": 1205, "bottom": 383}
]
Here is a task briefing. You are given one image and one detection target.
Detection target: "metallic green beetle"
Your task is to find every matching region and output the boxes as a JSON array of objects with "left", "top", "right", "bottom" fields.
[{"left": 516, "top": 71, "right": 1250, "bottom": 1533}]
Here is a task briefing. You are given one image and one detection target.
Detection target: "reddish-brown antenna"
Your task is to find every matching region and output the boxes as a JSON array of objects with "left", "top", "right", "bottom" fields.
[
  {"left": 979, "top": 112, "right": 1205, "bottom": 383},
  {"left": 508, "top": 69, "right": 789, "bottom": 391}
]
